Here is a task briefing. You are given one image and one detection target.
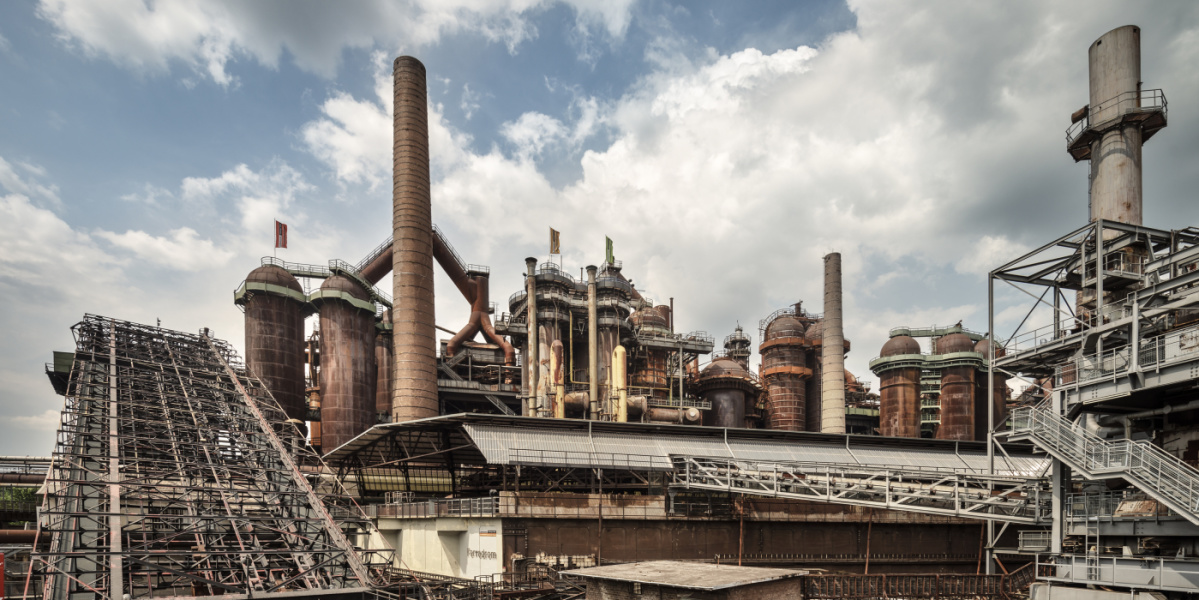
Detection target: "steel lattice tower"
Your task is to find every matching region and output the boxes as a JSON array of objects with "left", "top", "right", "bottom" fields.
[{"left": 31, "top": 315, "right": 390, "bottom": 600}]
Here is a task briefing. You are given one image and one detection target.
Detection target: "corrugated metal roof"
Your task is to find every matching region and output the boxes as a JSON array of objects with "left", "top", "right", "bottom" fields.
[{"left": 463, "top": 422, "right": 1047, "bottom": 477}]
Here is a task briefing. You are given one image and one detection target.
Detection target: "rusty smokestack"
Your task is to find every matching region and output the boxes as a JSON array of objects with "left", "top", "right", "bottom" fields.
[
  {"left": 391, "top": 56, "right": 438, "bottom": 422},
  {"left": 587, "top": 265, "right": 599, "bottom": 419},
  {"left": 525, "top": 257, "right": 539, "bottom": 416},
  {"left": 1086, "top": 25, "right": 1146, "bottom": 226},
  {"left": 821, "top": 252, "right": 846, "bottom": 433}
]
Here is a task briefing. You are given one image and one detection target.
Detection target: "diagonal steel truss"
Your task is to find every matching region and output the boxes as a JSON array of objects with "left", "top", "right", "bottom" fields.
[
  {"left": 671, "top": 455, "right": 1050, "bottom": 524},
  {"left": 31, "top": 315, "right": 391, "bottom": 600}
]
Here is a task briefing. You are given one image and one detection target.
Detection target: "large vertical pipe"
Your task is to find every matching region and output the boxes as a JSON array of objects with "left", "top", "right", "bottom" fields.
[
  {"left": 525, "top": 257, "right": 539, "bottom": 416},
  {"left": 551, "top": 340, "right": 565, "bottom": 419},
  {"left": 1088, "top": 25, "right": 1143, "bottom": 226},
  {"left": 613, "top": 345, "right": 628, "bottom": 422},
  {"left": 586, "top": 266, "right": 599, "bottom": 420},
  {"left": 821, "top": 252, "right": 846, "bottom": 433},
  {"left": 391, "top": 56, "right": 438, "bottom": 422}
]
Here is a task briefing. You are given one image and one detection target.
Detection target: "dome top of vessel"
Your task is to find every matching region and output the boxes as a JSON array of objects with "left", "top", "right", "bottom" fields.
[
  {"left": 320, "top": 274, "right": 371, "bottom": 302},
  {"left": 880, "top": 335, "right": 920, "bottom": 357},
  {"left": 935, "top": 332, "right": 976, "bottom": 354},
  {"left": 764, "top": 315, "right": 805, "bottom": 340},
  {"left": 246, "top": 264, "right": 303, "bottom": 293}
]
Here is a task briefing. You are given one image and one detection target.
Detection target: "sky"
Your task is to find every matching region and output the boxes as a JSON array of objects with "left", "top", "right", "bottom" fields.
[{"left": 2, "top": 0, "right": 1198, "bottom": 456}]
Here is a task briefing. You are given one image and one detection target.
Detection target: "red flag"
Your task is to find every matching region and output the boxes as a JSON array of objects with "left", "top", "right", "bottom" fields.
[{"left": 275, "top": 220, "right": 288, "bottom": 249}]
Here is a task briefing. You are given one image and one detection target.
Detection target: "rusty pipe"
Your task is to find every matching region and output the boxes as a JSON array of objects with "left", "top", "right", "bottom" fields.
[
  {"left": 647, "top": 407, "right": 701, "bottom": 424},
  {"left": 446, "top": 273, "right": 515, "bottom": 364},
  {"left": 613, "top": 344, "right": 627, "bottom": 422},
  {"left": 564, "top": 391, "right": 589, "bottom": 416},
  {"left": 551, "top": 340, "right": 565, "bottom": 418},
  {"left": 0, "top": 529, "right": 37, "bottom": 543},
  {"left": 626, "top": 395, "right": 647, "bottom": 420}
]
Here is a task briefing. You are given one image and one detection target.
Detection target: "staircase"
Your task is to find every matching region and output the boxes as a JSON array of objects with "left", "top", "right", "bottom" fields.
[{"left": 1008, "top": 401, "right": 1199, "bottom": 525}]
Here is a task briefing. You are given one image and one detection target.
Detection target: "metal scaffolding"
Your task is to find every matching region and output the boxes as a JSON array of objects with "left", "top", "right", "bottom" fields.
[{"left": 31, "top": 315, "right": 390, "bottom": 600}]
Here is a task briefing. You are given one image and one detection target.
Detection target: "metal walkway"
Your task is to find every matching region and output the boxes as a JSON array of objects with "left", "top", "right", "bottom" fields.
[
  {"left": 1008, "top": 402, "right": 1199, "bottom": 526},
  {"left": 670, "top": 455, "right": 1050, "bottom": 524}
]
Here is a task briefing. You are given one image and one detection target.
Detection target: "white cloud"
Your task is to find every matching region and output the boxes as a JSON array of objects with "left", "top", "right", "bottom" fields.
[
  {"left": 296, "top": 0, "right": 1199, "bottom": 397},
  {"left": 0, "top": 156, "right": 61, "bottom": 210},
  {"left": 96, "top": 227, "right": 235, "bottom": 271},
  {"left": 37, "top": 0, "right": 639, "bottom": 85},
  {"left": 9, "top": 409, "right": 62, "bottom": 433}
]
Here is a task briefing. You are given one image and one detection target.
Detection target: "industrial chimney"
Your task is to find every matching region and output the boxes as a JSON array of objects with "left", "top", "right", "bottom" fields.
[
  {"left": 391, "top": 56, "right": 439, "bottom": 421},
  {"left": 821, "top": 252, "right": 846, "bottom": 433}
]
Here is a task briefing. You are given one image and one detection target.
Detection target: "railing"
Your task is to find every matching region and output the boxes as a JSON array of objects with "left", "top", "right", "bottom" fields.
[
  {"left": 1137, "top": 322, "right": 1199, "bottom": 372},
  {"left": 354, "top": 235, "right": 393, "bottom": 272},
  {"left": 1067, "top": 88, "right": 1167, "bottom": 146},
  {"left": 328, "top": 258, "right": 392, "bottom": 305},
  {"left": 431, "top": 224, "right": 467, "bottom": 274},
  {"left": 887, "top": 324, "right": 986, "bottom": 340},
  {"left": 1054, "top": 346, "right": 1131, "bottom": 387},
  {"left": 372, "top": 496, "right": 500, "bottom": 519},
  {"left": 510, "top": 448, "right": 673, "bottom": 471},
  {"left": 1009, "top": 402, "right": 1199, "bottom": 524},
  {"left": 1018, "top": 530, "right": 1051, "bottom": 552},
  {"left": 1036, "top": 553, "right": 1199, "bottom": 593},
  {"left": 1004, "top": 316, "right": 1089, "bottom": 354},
  {"left": 260, "top": 255, "right": 331, "bottom": 277}
]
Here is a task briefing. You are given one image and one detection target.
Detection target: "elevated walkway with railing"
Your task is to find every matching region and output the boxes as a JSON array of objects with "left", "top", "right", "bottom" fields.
[
  {"left": 670, "top": 454, "right": 1050, "bottom": 524},
  {"left": 1007, "top": 402, "right": 1199, "bottom": 526}
]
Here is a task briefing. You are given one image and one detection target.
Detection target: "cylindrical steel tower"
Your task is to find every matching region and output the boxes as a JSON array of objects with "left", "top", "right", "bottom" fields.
[
  {"left": 821, "top": 252, "right": 846, "bottom": 433},
  {"left": 317, "top": 274, "right": 377, "bottom": 452},
  {"left": 974, "top": 339, "right": 1009, "bottom": 440},
  {"left": 759, "top": 310, "right": 809, "bottom": 431},
  {"left": 375, "top": 309, "right": 393, "bottom": 422},
  {"left": 876, "top": 335, "right": 921, "bottom": 438},
  {"left": 935, "top": 332, "right": 977, "bottom": 441},
  {"left": 630, "top": 306, "right": 670, "bottom": 390},
  {"left": 391, "top": 55, "right": 438, "bottom": 422},
  {"left": 524, "top": 257, "right": 539, "bottom": 416},
  {"left": 240, "top": 264, "right": 309, "bottom": 421},
  {"left": 586, "top": 265, "right": 599, "bottom": 419},
  {"left": 723, "top": 325, "right": 752, "bottom": 370},
  {"left": 698, "top": 358, "right": 753, "bottom": 428}
]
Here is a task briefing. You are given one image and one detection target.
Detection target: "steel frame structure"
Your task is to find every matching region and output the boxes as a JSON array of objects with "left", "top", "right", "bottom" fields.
[
  {"left": 31, "top": 315, "right": 391, "bottom": 600},
  {"left": 670, "top": 455, "right": 1050, "bottom": 524}
]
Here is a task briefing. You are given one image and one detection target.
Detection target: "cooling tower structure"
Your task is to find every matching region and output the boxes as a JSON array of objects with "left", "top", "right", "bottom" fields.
[
  {"left": 237, "top": 264, "right": 310, "bottom": 422},
  {"left": 312, "top": 275, "right": 377, "bottom": 452},
  {"left": 392, "top": 55, "right": 439, "bottom": 422},
  {"left": 875, "top": 335, "right": 922, "bottom": 438},
  {"left": 821, "top": 252, "right": 846, "bottom": 434},
  {"left": 934, "top": 332, "right": 978, "bottom": 441},
  {"left": 759, "top": 307, "right": 810, "bottom": 430}
]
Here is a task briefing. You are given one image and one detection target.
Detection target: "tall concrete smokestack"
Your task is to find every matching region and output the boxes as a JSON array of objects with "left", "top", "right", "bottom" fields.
[
  {"left": 391, "top": 56, "right": 438, "bottom": 422},
  {"left": 821, "top": 252, "right": 846, "bottom": 433},
  {"left": 1087, "top": 25, "right": 1146, "bottom": 225}
]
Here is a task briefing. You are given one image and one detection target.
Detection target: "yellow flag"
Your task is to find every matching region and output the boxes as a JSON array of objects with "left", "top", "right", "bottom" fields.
[{"left": 550, "top": 228, "right": 561, "bottom": 254}]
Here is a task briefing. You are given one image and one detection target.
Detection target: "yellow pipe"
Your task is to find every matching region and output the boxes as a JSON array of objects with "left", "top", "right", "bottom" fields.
[
  {"left": 551, "top": 340, "right": 565, "bottom": 419},
  {"left": 614, "top": 345, "right": 628, "bottom": 422}
]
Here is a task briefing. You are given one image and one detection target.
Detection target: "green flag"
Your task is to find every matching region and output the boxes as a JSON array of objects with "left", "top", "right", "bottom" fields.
[{"left": 605, "top": 236, "right": 614, "bottom": 264}]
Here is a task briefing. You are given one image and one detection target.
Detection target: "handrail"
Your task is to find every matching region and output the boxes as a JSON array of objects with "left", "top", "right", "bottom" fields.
[
  {"left": 1067, "top": 88, "right": 1167, "bottom": 146},
  {"left": 1009, "top": 401, "right": 1199, "bottom": 524}
]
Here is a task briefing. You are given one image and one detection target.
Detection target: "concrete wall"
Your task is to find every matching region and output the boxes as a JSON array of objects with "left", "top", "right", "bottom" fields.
[{"left": 376, "top": 517, "right": 504, "bottom": 578}]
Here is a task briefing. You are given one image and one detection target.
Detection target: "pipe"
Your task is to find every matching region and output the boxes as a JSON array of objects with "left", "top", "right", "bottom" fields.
[
  {"left": 587, "top": 265, "right": 599, "bottom": 420},
  {"left": 526, "top": 258, "right": 539, "bottom": 417},
  {"left": 614, "top": 345, "right": 627, "bottom": 422},
  {"left": 647, "top": 407, "right": 701, "bottom": 424},
  {"left": 821, "top": 252, "right": 846, "bottom": 433},
  {"left": 0, "top": 529, "right": 37, "bottom": 543},
  {"left": 626, "top": 395, "right": 647, "bottom": 420},
  {"left": 551, "top": 340, "right": 565, "bottom": 419},
  {"left": 564, "top": 391, "right": 589, "bottom": 416},
  {"left": 1098, "top": 398, "right": 1199, "bottom": 427},
  {"left": 391, "top": 56, "right": 438, "bottom": 422},
  {"left": 368, "top": 231, "right": 514, "bottom": 364}
]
